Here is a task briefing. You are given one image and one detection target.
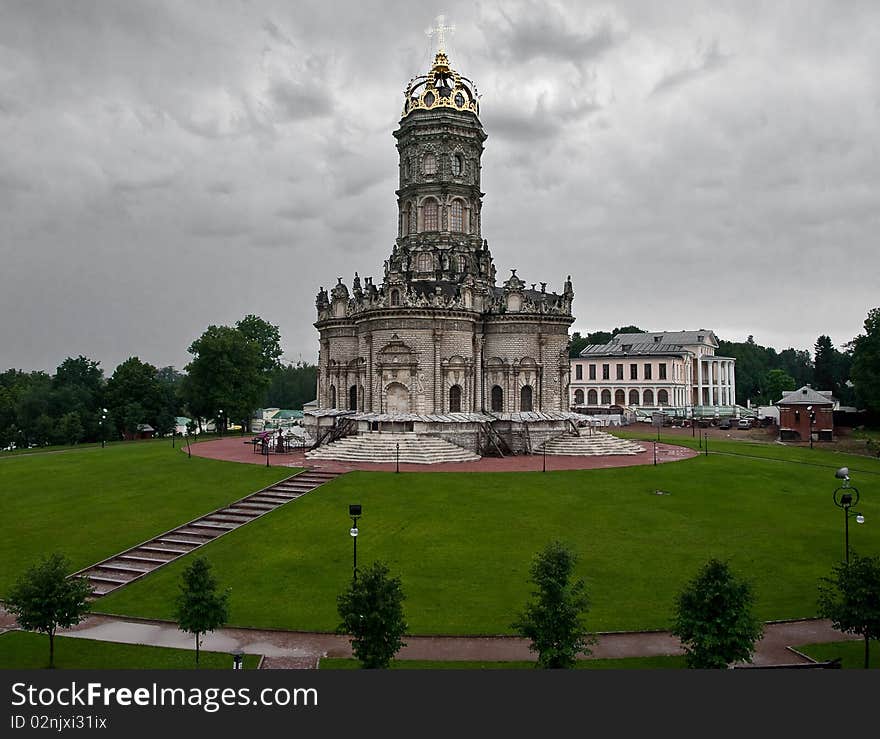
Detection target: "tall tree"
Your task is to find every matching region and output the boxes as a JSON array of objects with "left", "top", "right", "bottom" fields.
[
  {"left": 849, "top": 307, "right": 880, "bottom": 413},
  {"left": 236, "top": 315, "right": 283, "bottom": 375},
  {"left": 511, "top": 540, "right": 594, "bottom": 668},
  {"left": 777, "top": 348, "right": 813, "bottom": 388},
  {"left": 174, "top": 557, "right": 230, "bottom": 667},
  {"left": 5, "top": 553, "right": 92, "bottom": 668},
  {"left": 763, "top": 368, "right": 796, "bottom": 404},
  {"left": 817, "top": 552, "right": 880, "bottom": 669},
  {"left": 104, "top": 357, "right": 164, "bottom": 437},
  {"left": 265, "top": 362, "right": 319, "bottom": 409},
  {"left": 813, "top": 335, "right": 837, "bottom": 393},
  {"left": 181, "top": 324, "right": 266, "bottom": 430},
  {"left": 337, "top": 561, "right": 408, "bottom": 669},
  {"left": 671, "top": 559, "right": 763, "bottom": 669}
]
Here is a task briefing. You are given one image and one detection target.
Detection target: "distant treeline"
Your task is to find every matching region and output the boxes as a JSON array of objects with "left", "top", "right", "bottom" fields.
[{"left": 0, "top": 314, "right": 317, "bottom": 448}]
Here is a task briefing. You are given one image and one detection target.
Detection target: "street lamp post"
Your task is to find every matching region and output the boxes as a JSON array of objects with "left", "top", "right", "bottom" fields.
[
  {"left": 349, "top": 504, "right": 361, "bottom": 582},
  {"left": 100, "top": 408, "right": 107, "bottom": 448},
  {"left": 542, "top": 440, "right": 547, "bottom": 472},
  {"left": 653, "top": 440, "right": 657, "bottom": 466},
  {"left": 395, "top": 442, "right": 400, "bottom": 474},
  {"left": 218, "top": 410, "right": 224, "bottom": 438},
  {"left": 832, "top": 467, "right": 865, "bottom": 565},
  {"left": 807, "top": 405, "right": 816, "bottom": 450}
]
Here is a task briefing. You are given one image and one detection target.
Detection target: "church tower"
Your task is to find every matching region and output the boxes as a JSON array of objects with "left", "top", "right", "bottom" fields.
[
  {"left": 311, "top": 28, "right": 575, "bottom": 437},
  {"left": 389, "top": 49, "right": 490, "bottom": 287}
]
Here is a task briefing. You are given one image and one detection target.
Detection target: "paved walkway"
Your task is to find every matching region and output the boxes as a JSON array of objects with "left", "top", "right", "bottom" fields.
[
  {"left": 186, "top": 436, "right": 697, "bottom": 473},
  {"left": 0, "top": 607, "right": 858, "bottom": 668}
]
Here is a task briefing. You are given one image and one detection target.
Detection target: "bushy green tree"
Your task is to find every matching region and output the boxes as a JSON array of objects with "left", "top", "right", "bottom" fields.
[
  {"left": 763, "top": 368, "right": 796, "bottom": 404},
  {"left": 181, "top": 323, "right": 269, "bottom": 431},
  {"left": 337, "top": 561, "right": 407, "bottom": 669},
  {"left": 671, "top": 559, "right": 763, "bottom": 669},
  {"left": 5, "top": 552, "right": 92, "bottom": 668},
  {"left": 57, "top": 412, "right": 84, "bottom": 445},
  {"left": 850, "top": 307, "right": 880, "bottom": 413},
  {"left": 511, "top": 540, "right": 594, "bottom": 668},
  {"left": 265, "top": 362, "right": 318, "bottom": 410},
  {"left": 817, "top": 552, "right": 880, "bottom": 669},
  {"left": 174, "top": 557, "right": 230, "bottom": 666}
]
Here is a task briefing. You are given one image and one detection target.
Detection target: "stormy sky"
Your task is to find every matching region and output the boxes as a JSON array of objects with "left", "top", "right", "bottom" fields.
[{"left": 2, "top": 0, "right": 878, "bottom": 375}]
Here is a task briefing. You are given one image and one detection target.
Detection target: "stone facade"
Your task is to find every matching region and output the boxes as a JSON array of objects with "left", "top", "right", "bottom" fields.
[
  {"left": 313, "top": 51, "right": 574, "bottom": 419},
  {"left": 571, "top": 330, "right": 737, "bottom": 413}
]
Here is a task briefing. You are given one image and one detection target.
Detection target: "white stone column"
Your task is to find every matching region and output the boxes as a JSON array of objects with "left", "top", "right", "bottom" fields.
[
  {"left": 730, "top": 361, "right": 737, "bottom": 408},
  {"left": 697, "top": 356, "right": 703, "bottom": 408},
  {"left": 713, "top": 361, "right": 719, "bottom": 406}
]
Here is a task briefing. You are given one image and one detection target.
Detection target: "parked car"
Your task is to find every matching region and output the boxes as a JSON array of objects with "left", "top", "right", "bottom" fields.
[
  {"left": 737, "top": 418, "right": 752, "bottom": 430},
  {"left": 718, "top": 419, "right": 732, "bottom": 430}
]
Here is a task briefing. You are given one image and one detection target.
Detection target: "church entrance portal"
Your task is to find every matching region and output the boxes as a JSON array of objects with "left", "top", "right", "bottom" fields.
[{"left": 385, "top": 382, "right": 410, "bottom": 414}]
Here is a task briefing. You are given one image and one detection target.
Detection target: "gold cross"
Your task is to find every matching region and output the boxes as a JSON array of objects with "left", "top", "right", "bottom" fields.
[{"left": 426, "top": 14, "right": 455, "bottom": 54}]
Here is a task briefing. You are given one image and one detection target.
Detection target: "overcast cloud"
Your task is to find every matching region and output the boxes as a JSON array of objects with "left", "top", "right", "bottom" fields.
[{"left": 2, "top": 0, "right": 879, "bottom": 375}]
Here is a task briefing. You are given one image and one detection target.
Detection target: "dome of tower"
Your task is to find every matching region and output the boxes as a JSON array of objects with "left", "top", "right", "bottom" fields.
[{"left": 402, "top": 51, "right": 480, "bottom": 118}]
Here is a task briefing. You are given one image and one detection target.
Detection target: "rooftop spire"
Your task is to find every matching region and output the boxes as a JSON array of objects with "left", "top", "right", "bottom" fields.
[{"left": 426, "top": 14, "right": 455, "bottom": 54}]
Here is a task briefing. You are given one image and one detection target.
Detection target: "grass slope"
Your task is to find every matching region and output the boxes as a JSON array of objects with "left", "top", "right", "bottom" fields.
[
  {"left": 0, "top": 631, "right": 261, "bottom": 669},
  {"left": 796, "top": 640, "right": 880, "bottom": 669},
  {"left": 0, "top": 441, "right": 292, "bottom": 594},
  {"left": 97, "top": 443, "right": 880, "bottom": 634}
]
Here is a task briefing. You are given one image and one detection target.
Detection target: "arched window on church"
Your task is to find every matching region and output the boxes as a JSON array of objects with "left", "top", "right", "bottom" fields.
[
  {"left": 449, "top": 384, "right": 462, "bottom": 413},
  {"left": 390, "top": 289, "right": 400, "bottom": 306},
  {"left": 330, "top": 385, "right": 337, "bottom": 408},
  {"left": 416, "top": 252, "right": 434, "bottom": 272},
  {"left": 574, "top": 389, "right": 584, "bottom": 406},
  {"left": 458, "top": 255, "right": 468, "bottom": 273},
  {"left": 423, "top": 199, "right": 438, "bottom": 231},
  {"left": 491, "top": 385, "right": 504, "bottom": 412},
  {"left": 423, "top": 153, "right": 437, "bottom": 175},
  {"left": 450, "top": 200, "right": 463, "bottom": 232},
  {"left": 408, "top": 203, "right": 416, "bottom": 234},
  {"left": 349, "top": 385, "right": 358, "bottom": 411},
  {"left": 520, "top": 385, "right": 533, "bottom": 412},
  {"left": 452, "top": 153, "right": 464, "bottom": 176}
]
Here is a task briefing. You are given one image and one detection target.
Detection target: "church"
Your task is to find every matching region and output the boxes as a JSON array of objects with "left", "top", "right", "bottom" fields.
[{"left": 303, "top": 42, "right": 584, "bottom": 459}]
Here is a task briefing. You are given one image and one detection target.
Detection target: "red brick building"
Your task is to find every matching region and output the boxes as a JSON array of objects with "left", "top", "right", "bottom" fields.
[{"left": 777, "top": 386, "right": 834, "bottom": 441}]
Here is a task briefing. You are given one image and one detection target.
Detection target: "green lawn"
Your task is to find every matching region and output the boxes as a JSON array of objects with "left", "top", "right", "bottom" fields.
[
  {"left": 96, "top": 442, "right": 880, "bottom": 635},
  {"left": 0, "top": 441, "right": 293, "bottom": 594},
  {"left": 796, "top": 640, "right": 879, "bottom": 669},
  {"left": 0, "top": 631, "right": 260, "bottom": 669},
  {"left": 319, "top": 655, "right": 686, "bottom": 669}
]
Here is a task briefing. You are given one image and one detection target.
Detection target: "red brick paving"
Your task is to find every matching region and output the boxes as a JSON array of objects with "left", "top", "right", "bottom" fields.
[{"left": 186, "top": 436, "right": 697, "bottom": 473}]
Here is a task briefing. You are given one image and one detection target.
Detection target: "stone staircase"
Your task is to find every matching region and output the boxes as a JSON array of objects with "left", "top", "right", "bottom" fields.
[
  {"left": 73, "top": 469, "right": 342, "bottom": 598},
  {"left": 306, "top": 432, "right": 480, "bottom": 464},
  {"left": 539, "top": 430, "right": 646, "bottom": 456}
]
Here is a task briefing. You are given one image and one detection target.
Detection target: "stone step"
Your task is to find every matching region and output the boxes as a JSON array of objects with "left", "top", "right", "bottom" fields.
[
  {"left": 229, "top": 503, "right": 275, "bottom": 512},
  {"left": 118, "top": 554, "right": 172, "bottom": 565},
  {"left": 211, "top": 508, "right": 257, "bottom": 524},
  {"left": 86, "top": 574, "right": 130, "bottom": 585},
  {"left": 97, "top": 562, "right": 154, "bottom": 575},
  {"left": 154, "top": 535, "right": 210, "bottom": 554},
  {"left": 184, "top": 520, "right": 236, "bottom": 531},
  {"left": 138, "top": 544, "right": 190, "bottom": 555}
]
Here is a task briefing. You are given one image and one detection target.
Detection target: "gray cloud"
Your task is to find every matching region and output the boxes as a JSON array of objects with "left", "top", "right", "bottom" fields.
[
  {"left": 1, "top": 0, "right": 879, "bottom": 375},
  {"left": 652, "top": 38, "right": 730, "bottom": 95}
]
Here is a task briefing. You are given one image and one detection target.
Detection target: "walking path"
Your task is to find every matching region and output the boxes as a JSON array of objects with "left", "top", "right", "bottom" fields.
[{"left": 1, "top": 607, "right": 858, "bottom": 668}]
